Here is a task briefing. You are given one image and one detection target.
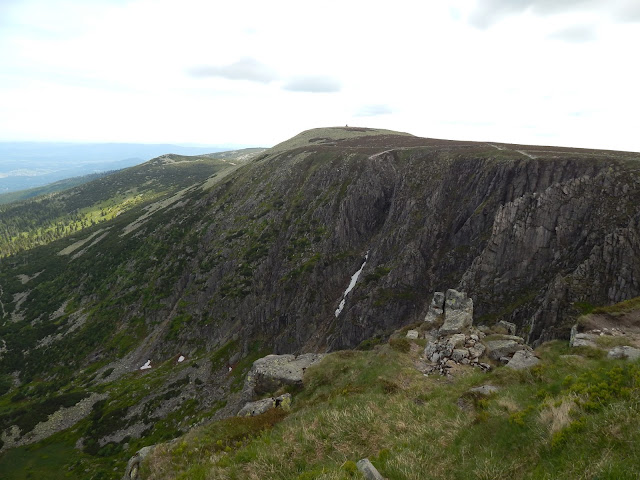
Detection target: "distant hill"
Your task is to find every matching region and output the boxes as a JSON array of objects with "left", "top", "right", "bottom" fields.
[
  {"left": 0, "top": 142, "right": 244, "bottom": 194},
  {"left": 0, "top": 172, "right": 112, "bottom": 205}
]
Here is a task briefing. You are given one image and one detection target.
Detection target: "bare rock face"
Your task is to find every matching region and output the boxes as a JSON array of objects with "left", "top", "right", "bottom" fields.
[
  {"left": 439, "top": 289, "right": 474, "bottom": 335},
  {"left": 245, "top": 354, "right": 325, "bottom": 396}
]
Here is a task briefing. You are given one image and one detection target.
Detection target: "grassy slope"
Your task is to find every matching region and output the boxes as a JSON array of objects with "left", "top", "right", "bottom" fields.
[{"left": 139, "top": 339, "right": 640, "bottom": 480}]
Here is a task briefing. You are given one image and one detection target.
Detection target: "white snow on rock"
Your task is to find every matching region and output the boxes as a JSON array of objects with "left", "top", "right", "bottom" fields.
[
  {"left": 335, "top": 251, "right": 369, "bottom": 317},
  {"left": 140, "top": 360, "right": 152, "bottom": 370}
]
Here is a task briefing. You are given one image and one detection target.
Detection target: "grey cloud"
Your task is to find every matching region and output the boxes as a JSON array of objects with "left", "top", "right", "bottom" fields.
[
  {"left": 548, "top": 24, "right": 598, "bottom": 42},
  {"left": 282, "top": 76, "right": 341, "bottom": 93},
  {"left": 355, "top": 104, "right": 393, "bottom": 117},
  {"left": 188, "top": 58, "right": 277, "bottom": 83}
]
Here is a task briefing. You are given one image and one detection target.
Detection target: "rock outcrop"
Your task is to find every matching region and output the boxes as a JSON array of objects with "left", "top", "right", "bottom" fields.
[
  {"left": 422, "top": 290, "right": 539, "bottom": 374},
  {"left": 506, "top": 349, "right": 540, "bottom": 369},
  {"left": 245, "top": 354, "right": 325, "bottom": 396},
  {"left": 122, "top": 445, "right": 154, "bottom": 480},
  {"left": 424, "top": 291, "right": 445, "bottom": 324},
  {"left": 439, "top": 290, "right": 474, "bottom": 335},
  {"left": 237, "top": 393, "right": 292, "bottom": 417}
]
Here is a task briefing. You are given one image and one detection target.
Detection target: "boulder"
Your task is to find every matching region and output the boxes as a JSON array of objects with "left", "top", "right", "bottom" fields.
[
  {"left": 439, "top": 289, "right": 473, "bottom": 335},
  {"left": 485, "top": 339, "right": 524, "bottom": 360},
  {"left": 406, "top": 329, "right": 419, "bottom": 339},
  {"left": 356, "top": 458, "right": 385, "bottom": 480},
  {"left": 451, "top": 349, "right": 469, "bottom": 363},
  {"left": 237, "top": 393, "right": 291, "bottom": 417},
  {"left": 424, "top": 341, "right": 438, "bottom": 358},
  {"left": 608, "top": 346, "right": 640, "bottom": 361},
  {"left": 506, "top": 350, "right": 540, "bottom": 370},
  {"left": 447, "top": 333, "right": 467, "bottom": 348},
  {"left": 247, "top": 354, "right": 325, "bottom": 395},
  {"left": 468, "top": 343, "right": 486, "bottom": 359},
  {"left": 497, "top": 320, "right": 517, "bottom": 335},
  {"left": 122, "top": 445, "right": 155, "bottom": 480},
  {"left": 424, "top": 291, "right": 445, "bottom": 323},
  {"left": 570, "top": 333, "right": 599, "bottom": 348}
]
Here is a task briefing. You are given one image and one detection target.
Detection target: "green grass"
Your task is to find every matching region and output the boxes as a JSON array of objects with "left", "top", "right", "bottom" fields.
[
  {"left": 138, "top": 340, "right": 640, "bottom": 480},
  {"left": 592, "top": 295, "right": 640, "bottom": 315}
]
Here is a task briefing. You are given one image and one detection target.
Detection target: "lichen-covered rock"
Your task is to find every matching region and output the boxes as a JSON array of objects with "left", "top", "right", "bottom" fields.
[
  {"left": 406, "top": 329, "right": 419, "bottom": 339},
  {"left": 237, "top": 393, "right": 292, "bottom": 417},
  {"left": 608, "top": 346, "right": 640, "bottom": 361},
  {"left": 485, "top": 338, "right": 524, "bottom": 360},
  {"left": 451, "top": 348, "right": 469, "bottom": 363},
  {"left": 447, "top": 333, "right": 467, "bottom": 348},
  {"left": 570, "top": 333, "right": 599, "bottom": 348},
  {"left": 506, "top": 350, "right": 540, "bottom": 370},
  {"left": 424, "top": 291, "right": 445, "bottom": 323},
  {"left": 122, "top": 445, "right": 155, "bottom": 480},
  {"left": 439, "top": 289, "right": 473, "bottom": 335},
  {"left": 468, "top": 343, "right": 486, "bottom": 359},
  {"left": 356, "top": 458, "right": 385, "bottom": 480},
  {"left": 246, "top": 354, "right": 325, "bottom": 395}
]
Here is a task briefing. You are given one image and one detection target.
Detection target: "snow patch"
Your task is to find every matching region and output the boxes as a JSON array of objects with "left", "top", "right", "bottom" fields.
[
  {"left": 335, "top": 251, "right": 369, "bottom": 317},
  {"left": 177, "top": 355, "right": 185, "bottom": 363},
  {"left": 140, "top": 360, "right": 152, "bottom": 370}
]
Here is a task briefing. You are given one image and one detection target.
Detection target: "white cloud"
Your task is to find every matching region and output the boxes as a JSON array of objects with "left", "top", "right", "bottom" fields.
[
  {"left": 0, "top": 0, "right": 637, "bottom": 151},
  {"left": 282, "top": 76, "right": 342, "bottom": 93},
  {"left": 355, "top": 105, "right": 393, "bottom": 117},
  {"left": 188, "top": 58, "right": 278, "bottom": 84}
]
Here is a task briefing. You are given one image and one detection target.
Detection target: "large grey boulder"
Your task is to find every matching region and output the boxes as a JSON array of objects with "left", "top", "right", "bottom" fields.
[
  {"left": 506, "top": 349, "right": 540, "bottom": 370},
  {"left": 485, "top": 338, "right": 524, "bottom": 360},
  {"left": 237, "top": 393, "right": 292, "bottom": 417},
  {"left": 439, "top": 289, "right": 473, "bottom": 335},
  {"left": 122, "top": 445, "right": 154, "bottom": 480},
  {"left": 608, "top": 346, "right": 640, "bottom": 361},
  {"left": 424, "top": 291, "right": 445, "bottom": 323},
  {"left": 356, "top": 458, "right": 385, "bottom": 480},
  {"left": 570, "top": 333, "right": 599, "bottom": 348},
  {"left": 247, "top": 353, "right": 325, "bottom": 395}
]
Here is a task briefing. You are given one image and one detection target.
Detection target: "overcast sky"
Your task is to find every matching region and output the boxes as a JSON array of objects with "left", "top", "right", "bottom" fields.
[{"left": 1, "top": 0, "right": 639, "bottom": 151}]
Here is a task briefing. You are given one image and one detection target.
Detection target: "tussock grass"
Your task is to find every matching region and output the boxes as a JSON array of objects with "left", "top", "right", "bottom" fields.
[{"left": 141, "top": 340, "right": 640, "bottom": 479}]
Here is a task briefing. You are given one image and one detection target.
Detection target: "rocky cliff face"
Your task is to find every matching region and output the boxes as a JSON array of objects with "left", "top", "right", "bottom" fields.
[{"left": 123, "top": 130, "right": 640, "bottom": 358}]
